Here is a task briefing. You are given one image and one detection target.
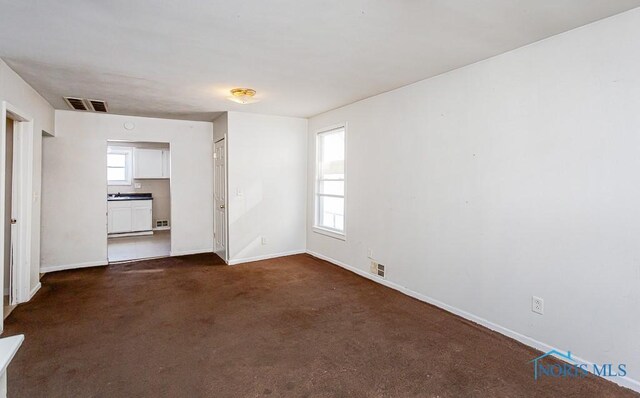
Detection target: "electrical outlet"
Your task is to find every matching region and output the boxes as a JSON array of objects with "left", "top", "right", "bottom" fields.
[
  {"left": 532, "top": 296, "right": 544, "bottom": 315},
  {"left": 370, "top": 261, "right": 378, "bottom": 274},
  {"left": 367, "top": 248, "right": 373, "bottom": 258},
  {"left": 134, "top": 183, "right": 141, "bottom": 189},
  {"left": 261, "top": 237, "right": 267, "bottom": 245}
]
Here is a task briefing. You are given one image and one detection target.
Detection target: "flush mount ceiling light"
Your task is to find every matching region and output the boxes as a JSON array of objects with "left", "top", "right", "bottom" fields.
[{"left": 227, "top": 88, "right": 259, "bottom": 104}]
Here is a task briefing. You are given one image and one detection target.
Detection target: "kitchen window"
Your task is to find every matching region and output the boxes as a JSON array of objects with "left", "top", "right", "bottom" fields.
[
  {"left": 107, "top": 146, "right": 133, "bottom": 185},
  {"left": 314, "top": 125, "right": 346, "bottom": 239}
]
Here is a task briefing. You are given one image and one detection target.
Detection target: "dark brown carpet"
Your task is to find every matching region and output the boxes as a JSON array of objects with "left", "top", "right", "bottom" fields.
[{"left": 2, "top": 253, "right": 636, "bottom": 397}]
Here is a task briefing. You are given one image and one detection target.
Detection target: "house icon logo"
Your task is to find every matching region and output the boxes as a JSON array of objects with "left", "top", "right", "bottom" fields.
[
  {"left": 529, "top": 350, "right": 579, "bottom": 380},
  {"left": 529, "top": 349, "right": 627, "bottom": 381}
]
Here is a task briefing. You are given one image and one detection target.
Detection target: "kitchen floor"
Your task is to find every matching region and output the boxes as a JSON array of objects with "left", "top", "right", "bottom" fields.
[{"left": 107, "top": 230, "right": 170, "bottom": 262}]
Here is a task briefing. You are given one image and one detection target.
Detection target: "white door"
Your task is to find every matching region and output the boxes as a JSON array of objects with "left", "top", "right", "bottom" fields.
[
  {"left": 1, "top": 105, "right": 33, "bottom": 313},
  {"left": 131, "top": 200, "right": 153, "bottom": 232},
  {"left": 9, "top": 126, "right": 20, "bottom": 305},
  {"left": 134, "top": 148, "right": 163, "bottom": 178},
  {"left": 214, "top": 139, "right": 227, "bottom": 261}
]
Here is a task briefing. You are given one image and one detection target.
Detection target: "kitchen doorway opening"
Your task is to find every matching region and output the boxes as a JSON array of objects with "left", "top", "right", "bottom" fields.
[{"left": 106, "top": 140, "right": 172, "bottom": 263}]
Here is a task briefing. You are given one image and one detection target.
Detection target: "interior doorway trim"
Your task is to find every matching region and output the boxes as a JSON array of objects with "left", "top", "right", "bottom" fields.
[{"left": 0, "top": 101, "right": 35, "bottom": 318}]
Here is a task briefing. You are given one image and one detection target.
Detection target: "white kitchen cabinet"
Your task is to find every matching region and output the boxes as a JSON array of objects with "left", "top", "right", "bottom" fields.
[
  {"left": 161, "top": 150, "right": 170, "bottom": 177},
  {"left": 131, "top": 200, "right": 153, "bottom": 232},
  {"left": 108, "top": 201, "right": 133, "bottom": 233},
  {"left": 108, "top": 200, "right": 153, "bottom": 234},
  {"left": 133, "top": 148, "right": 170, "bottom": 179}
]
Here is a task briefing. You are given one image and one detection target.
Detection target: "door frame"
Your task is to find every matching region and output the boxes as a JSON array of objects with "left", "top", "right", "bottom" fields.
[
  {"left": 0, "top": 101, "right": 34, "bottom": 315},
  {"left": 213, "top": 137, "right": 228, "bottom": 263}
]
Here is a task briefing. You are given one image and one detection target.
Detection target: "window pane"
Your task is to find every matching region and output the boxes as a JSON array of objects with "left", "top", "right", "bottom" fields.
[
  {"left": 318, "top": 195, "right": 344, "bottom": 231},
  {"left": 318, "top": 180, "right": 344, "bottom": 196},
  {"left": 107, "top": 153, "right": 126, "bottom": 168},
  {"left": 108, "top": 168, "right": 126, "bottom": 181},
  {"left": 316, "top": 127, "right": 345, "bottom": 234},
  {"left": 319, "top": 129, "right": 344, "bottom": 179}
]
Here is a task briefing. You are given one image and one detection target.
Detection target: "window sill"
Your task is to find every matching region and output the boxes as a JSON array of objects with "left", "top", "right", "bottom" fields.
[{"left": 312, "top": 226, "right": 346, "bottom": 241}]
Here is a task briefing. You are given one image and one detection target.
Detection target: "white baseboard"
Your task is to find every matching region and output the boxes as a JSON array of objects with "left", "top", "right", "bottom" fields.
[
  {"left": 153, "top": 226, "right": 171, "bottom": 231},
  {"left": 40, "top": 260, "right": 107, "bottom": 274},
  {"left": 228, "top": 249, "right": 306, "bottom": 265},
  {"left": 29, "top": 283, "right": 41, "bottom": 300},
  {"left": 306, "top": 250, "right": 640, "bottom": 393},
  {"left": 170, "top": 248, "right": 213, "bottom": 257}
]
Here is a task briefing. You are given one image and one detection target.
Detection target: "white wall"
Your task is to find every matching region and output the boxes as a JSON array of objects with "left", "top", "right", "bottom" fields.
[
  {"left": 0, "top": 59, "right": 55, "bottom": 295},
  {"left": 307, "top": 9, "right": 640, "bottom": 390},
  {"left": 227, "top": 112, "right": 307, "bottom": 263},
  {"left": 42, "top": 111, "right": 214, "bottom": 270}
]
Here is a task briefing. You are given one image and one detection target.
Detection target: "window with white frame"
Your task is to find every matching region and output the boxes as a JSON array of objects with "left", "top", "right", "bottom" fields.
[
  {"left": 315, "top": 126, "right": 345, "bottom": 237},
  {"left": 107, "top": 146, "right": 132, "bottom": 185}
]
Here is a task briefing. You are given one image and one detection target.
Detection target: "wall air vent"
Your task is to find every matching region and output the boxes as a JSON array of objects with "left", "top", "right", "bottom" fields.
[
  {"left": 88, "top": 99, "right": 108, "bottom": 113},
  {"left": 155, "top": 220, "right": 169, "bottom": 229},
  {"left": 370, "top": 261, "right": 385, "bottom": 278},
  {"left": 377, "top": 263, "right": 385, "bottom": 278},
  {"left": 63, "top": 97, "right": 89, "bottom": 111}
]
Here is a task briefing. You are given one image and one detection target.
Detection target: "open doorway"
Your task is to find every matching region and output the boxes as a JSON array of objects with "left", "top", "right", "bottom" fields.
[
  {"left": 106, "top": 141, "right": 171, "bottom": 262},
  {"left": 3, "top": 117, "right": 16, "bottom": 318}
]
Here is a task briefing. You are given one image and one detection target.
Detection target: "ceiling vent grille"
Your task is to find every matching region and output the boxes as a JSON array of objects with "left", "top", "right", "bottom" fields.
[
  {"left": 63, "top": 97, "right": 89, "bottom": 111},
  {"left": 88, "top": 99, "right": 108, "bottom": 112},
  {"left": 63, "top": 97, "right": 109, "bottom": 113}
]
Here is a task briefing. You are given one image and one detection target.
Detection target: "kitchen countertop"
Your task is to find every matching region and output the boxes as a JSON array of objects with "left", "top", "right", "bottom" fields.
[{"left": 108, "top": 193, "right": 153, "bottom": 201}]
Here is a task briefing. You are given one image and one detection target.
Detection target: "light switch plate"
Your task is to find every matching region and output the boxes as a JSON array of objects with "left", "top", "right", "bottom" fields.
[{"left": 134, "top": 183, "right": 142, "bottom": 189}]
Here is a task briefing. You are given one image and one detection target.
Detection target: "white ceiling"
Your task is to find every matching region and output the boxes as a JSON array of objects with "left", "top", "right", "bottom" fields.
[{"left": 1, "top": 1, "right": 639, "bottom": 121}]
